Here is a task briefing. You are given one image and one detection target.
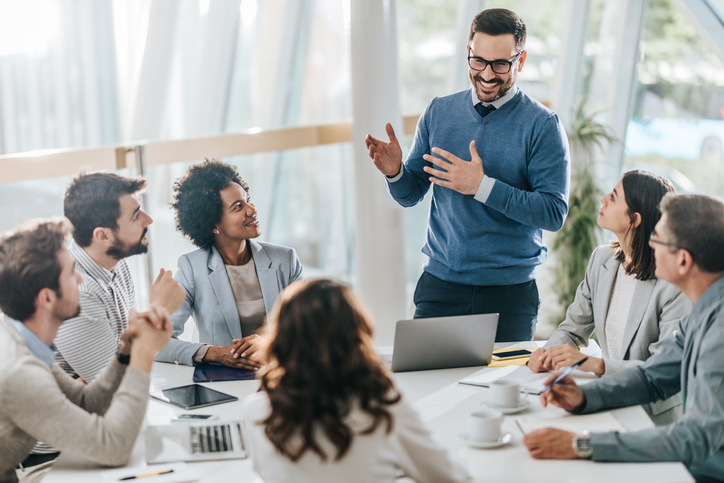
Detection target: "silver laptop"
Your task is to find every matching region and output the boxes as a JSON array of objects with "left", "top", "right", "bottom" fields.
[
  {"left": 146, "top": 420, "right": 247, "bottom": 464},
  {"left": 390, "top": 313, "right": 498, "bottom": 372}
]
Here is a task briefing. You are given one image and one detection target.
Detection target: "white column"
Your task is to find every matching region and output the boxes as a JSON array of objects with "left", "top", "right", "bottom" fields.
[
  {"left": 350, "top": 0, "right": 407, "bottom": 345},
  {"left": 587, "top": 0, "right": 646, "bottom": 189},
  {"left": 550, "top": 0, "right": 591, "bottom": 129}
]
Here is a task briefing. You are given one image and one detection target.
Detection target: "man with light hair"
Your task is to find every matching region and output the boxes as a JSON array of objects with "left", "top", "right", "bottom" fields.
[
  {"left": 524, "top": 193, "right": 724, "bottom": 483},
  {"left": 0, "top": 218, "right": 172, "bottom": 482}
]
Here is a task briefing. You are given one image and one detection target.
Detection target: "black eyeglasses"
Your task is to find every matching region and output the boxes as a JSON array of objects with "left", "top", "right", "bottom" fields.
[
  {"left": 467, "top": 48, "right": 524, "bottom": 74},
  {"left": 648, "top": 232, "right": 681, "bottom": 250}
]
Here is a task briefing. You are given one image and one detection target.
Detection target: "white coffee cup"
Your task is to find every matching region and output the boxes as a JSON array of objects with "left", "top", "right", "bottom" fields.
[
  {"left": 489, "top": 379, "right": 521, "bottom": 408},
  {"left": 468, "top": 409, "right": 503, "bottom": 442}
]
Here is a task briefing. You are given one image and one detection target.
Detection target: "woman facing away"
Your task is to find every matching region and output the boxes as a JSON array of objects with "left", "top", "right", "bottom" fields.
[
  {"left": 242, "top": 279, "right": 471, "bottom": 483},
  {"left": 155, "top": 159, "right": 303, "bottom": 369},
  {"left": 528, "top": 170, "right": 691, "bottom": 425}
]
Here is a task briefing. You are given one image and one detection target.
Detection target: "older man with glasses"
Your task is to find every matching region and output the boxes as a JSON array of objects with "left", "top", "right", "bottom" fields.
[
  {"left": 524, "top": 193, "right": 724, "bottom": 483},
  {"left": 365, "top": 8, "right": 570, "bottom": 342}
]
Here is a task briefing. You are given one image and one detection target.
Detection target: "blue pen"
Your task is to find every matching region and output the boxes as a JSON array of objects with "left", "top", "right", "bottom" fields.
[{"left": 537, "top": 357, "right": 588, "bottom": 395}]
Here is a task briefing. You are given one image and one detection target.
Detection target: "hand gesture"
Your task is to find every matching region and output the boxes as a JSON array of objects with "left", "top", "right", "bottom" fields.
[
  {"left": 524, "top": 428, "right": 578, "bottom": 459},
  {"left": 546, "top": 344, "right": 603, "bottom": 374},
  {"left": 539, "top": 372, "right": 586, "bottom": 410},
  {"left": 527, "top": 348, "right": 553, "bottom": 373},
  {"left": 422, "top": 140, "right": 485, "bottom": 195},
  {"left": 230, "top": 334, "right": 265, "bottom": 361},
  {"left": 129, "top": 304, "right": 173, "bottom": 354},
  {"left": 204, "top": 344, "right": 263, "bottom": 371},
  {"left": 365, "top": 123, "right": 403, "bottom": 177},
  {"left": 149, "top": 269, "right": 186, "bottom": 315}
]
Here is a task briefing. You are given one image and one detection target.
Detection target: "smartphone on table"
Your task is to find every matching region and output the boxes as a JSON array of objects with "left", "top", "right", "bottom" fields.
[{"left": 491, "top": 349, "right": 533, "bottom": 361}]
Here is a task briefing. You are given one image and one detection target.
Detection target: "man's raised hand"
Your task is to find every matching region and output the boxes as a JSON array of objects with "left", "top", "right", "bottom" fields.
[{"left": 365, "top": 123, "right": 403, "bottom": 177}]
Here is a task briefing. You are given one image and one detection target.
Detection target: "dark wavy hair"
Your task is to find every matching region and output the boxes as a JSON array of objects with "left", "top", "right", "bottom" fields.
[
  {"left": 64, "top": 172, "right": 147, "bottom": 247},
  {"left": 171, "top": 159, "right": 249, "bottom": 249},
  {"left": 610, "top": 170, "right": 675, "bottom": 281},
  {"left": 470, "top": 9, "right": 526, "bottom": 50},
  {"left": 260, "top": 279, "right": 401, "bottom": 462},
  {"left": 0, "top": 217, "right": 71, "bottom": 321}
]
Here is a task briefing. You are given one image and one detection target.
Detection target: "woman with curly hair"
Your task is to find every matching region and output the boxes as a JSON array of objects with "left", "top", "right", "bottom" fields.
[
  {"left": 242, "top": 279, "right": 470, "bottom": 482},
  {"left": 156, "top": 159, "right": 303, "bottom": 369}
]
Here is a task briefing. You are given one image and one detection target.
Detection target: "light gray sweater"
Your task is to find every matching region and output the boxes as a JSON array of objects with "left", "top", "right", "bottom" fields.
[{"left": 0, "top": 316, "right": 150, "bottom": 482}]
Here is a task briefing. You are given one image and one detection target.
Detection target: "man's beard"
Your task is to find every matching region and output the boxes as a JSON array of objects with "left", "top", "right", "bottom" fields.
[
  {"left": 470, "top": 72, "right": 515, "bottom": 103},
  {"left": 106, "top": 228, "right": 149, "bottom": 260}
]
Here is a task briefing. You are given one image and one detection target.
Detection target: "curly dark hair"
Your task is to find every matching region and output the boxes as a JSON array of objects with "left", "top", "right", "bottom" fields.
[
  {"left": 260, "top": 279, "right": 401, "bottom": 462},
  {"left": 171, "top": 159, "right": 249, "bottom": 249}
]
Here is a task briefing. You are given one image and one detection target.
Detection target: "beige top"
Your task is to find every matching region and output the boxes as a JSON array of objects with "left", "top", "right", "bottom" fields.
[
  {"left": 0, "top": 316, "right": 150, "bottom": 482},
  {"left": 225, "top": 260, "right": 266, "bottom": 336}
]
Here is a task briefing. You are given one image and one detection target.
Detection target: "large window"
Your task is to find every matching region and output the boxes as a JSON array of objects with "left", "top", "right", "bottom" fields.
[{"left": 624, "top": 0, "right": 724, "bottom": 196}]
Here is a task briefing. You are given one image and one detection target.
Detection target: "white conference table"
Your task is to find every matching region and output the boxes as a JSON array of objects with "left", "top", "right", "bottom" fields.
[{"left": 46, "top": 341, "right": 694, "bottom": 483}]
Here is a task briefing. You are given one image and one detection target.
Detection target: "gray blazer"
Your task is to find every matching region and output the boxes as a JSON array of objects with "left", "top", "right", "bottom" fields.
[
  {"left": 546, "top": 245, "right": 691, "bottom": 418},
  {"left": 156, "top": 240, "right": 304, "bottom": 366},
  {"left": 579, "top": 274, "right": 724, "bottom": 477}
]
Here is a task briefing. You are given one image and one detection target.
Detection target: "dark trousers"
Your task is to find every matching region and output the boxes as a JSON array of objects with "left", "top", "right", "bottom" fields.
[{"left": 413, "top": 271, "right": 539, "bottom": 342}]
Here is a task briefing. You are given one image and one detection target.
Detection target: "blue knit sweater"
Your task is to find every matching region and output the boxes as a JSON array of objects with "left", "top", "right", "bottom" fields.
[{"left": 387, "top": 88, "right": 570, "bottom": 286}]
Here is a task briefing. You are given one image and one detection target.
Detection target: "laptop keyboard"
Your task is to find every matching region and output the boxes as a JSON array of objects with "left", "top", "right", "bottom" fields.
[{"left": 190, "top": 424, "right": 234, "bottom": 454}]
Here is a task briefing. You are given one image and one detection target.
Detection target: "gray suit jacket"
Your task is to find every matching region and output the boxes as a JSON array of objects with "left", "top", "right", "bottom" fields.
[
  {"left": 156, "top": 240, "right": 304, "bottom": 366},
  {"left": 546, "top": 245, "right": 691, "bottom": 417},
  {"left": 578, "top": 274, "right": 724, "bottom": 478}
]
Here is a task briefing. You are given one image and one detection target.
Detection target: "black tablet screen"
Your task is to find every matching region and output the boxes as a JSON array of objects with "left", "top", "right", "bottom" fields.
[{"left": 151, "top": 384, "right": 238, "bottom": 409}]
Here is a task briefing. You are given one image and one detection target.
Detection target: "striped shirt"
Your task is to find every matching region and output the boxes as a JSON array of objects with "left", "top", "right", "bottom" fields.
[{"left": 54, "top": 241, "right": 136, "bottom": 382}]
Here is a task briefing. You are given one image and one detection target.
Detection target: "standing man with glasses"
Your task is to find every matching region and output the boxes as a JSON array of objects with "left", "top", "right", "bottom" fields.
[{"left": 365, "top": 9, "right": 570, "bottom": 341}]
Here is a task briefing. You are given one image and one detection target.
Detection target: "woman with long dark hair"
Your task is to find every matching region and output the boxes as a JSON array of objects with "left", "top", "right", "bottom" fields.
[
  {"left": 242, "top": 280, "right": 470, "bottom": 483},
  {"left": 529, "top": 170, "right": 691, "bottom": 424}
]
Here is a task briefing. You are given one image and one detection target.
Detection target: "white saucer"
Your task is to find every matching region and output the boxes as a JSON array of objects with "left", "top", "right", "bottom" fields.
[
  {"left": 481, "top": 398, "right": 532, "bottom": 414},
  {"left": 458, "top": 432, "right": 512, "bottom": 449}
]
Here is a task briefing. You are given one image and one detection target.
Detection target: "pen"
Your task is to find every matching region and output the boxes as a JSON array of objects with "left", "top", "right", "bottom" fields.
[
  {"left": 536, "top": 357, "right": 588, "bottom": 395},
  {"left": 119, "top": 469, "right": 174, "bottom": 481}
]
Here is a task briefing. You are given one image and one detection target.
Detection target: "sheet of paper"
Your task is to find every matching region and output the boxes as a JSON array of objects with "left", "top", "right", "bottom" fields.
[
  {"left": 459, "top": 365, "right": 599, "bottom": 394},
  {"left": 516, "top": 412, "right": 627, "bottom": 434},
  {"left": 101, "top": 462, "right": 198, "bottom": 483}
]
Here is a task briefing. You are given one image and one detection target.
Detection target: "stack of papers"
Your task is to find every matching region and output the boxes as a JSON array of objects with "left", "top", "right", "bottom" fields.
[{"left": 459, "top": 365, "right": 599, "bottom": 394}]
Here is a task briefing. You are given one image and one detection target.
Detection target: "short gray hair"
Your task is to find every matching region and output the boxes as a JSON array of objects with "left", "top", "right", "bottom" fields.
[{"left": 660, "top": 193, "right": 724, "bottom": 274}]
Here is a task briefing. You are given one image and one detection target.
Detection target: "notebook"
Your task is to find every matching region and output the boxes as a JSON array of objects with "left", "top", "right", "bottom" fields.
[
  {"left": 192, "top": 365, "right": 256, "bottom": 383},
  {"left": 389, "top": 313, "right": 498, "bottom": 372},
  {"left": 146, "top": 421, "right": 247, "bottom": 464}
]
